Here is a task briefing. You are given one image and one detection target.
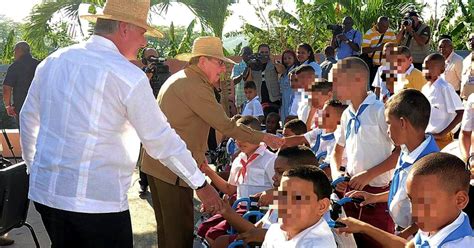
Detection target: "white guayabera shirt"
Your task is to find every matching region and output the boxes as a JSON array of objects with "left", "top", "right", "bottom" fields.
[{"left": 20, "top": 35, "right": 205, "bottom": 213}]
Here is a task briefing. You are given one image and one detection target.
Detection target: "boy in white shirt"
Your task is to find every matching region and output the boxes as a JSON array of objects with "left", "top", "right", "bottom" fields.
[
  {"left": 460, "top": 94, "right": 474, "bottom": 161},
  {"left": 262, "top": 165, "right": 336, "bottom": 248},
  {"left": 330, "top": 57, "right": 401, "bottom": 246},
  {"left": 211, "top": 146, "right": 318, "bottom": 248},
  {"left": 241, "top": 81, "right": 264, "bottom": 122},
  {"left": 198, "top": 116, "right": 276, "bottom": 244},
  {"left": 421, "top": 53, "right": 464, "bottom": 149},
  {"left": 346, "top": 89, "right": 440, "bottom": 239},
  {"left": 336, "top": 153, "right": 473, "bottom": 248},
  {"left": 288, "top": 65, "right": 316, "bottom": 123}
]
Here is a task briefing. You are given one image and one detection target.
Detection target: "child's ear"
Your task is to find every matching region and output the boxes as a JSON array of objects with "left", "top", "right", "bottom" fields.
[
  {"left": 318, "top": 198, "right": 331, "bottom": 215},
  {"left": 454, "top": 190, "right": 469, "bottom": 210}
]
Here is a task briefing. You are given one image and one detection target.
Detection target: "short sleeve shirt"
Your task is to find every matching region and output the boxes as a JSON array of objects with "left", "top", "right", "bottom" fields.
[{"left": 3, "top": 54, "right": 40, "bottom": 111}]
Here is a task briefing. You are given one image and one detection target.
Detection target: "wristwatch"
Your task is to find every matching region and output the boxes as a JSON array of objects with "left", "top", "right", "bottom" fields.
[{"left": 197, "top": 180, "right": 208, "bottom": 190}]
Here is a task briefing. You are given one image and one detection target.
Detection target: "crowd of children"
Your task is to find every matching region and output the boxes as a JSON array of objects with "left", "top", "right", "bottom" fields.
[{"left": 197, "top": 44, "right": 473, "bottom": 247}]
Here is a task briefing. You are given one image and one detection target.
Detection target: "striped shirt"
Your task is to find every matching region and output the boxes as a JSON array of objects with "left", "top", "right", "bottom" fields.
[{"left": 362, "top": 27, "right": 397, "bottom": 65}]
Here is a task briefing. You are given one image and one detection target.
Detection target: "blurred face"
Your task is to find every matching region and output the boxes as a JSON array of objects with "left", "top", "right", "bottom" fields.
[
  {"left": 385, "top": 112, "right": 405, "bottom": 146},
  {"left": 276, "top": 177, "right": 329, "bottom": 235},
  {"left": 395, "top": 54, "right": 412, "bottom": 74},
  {"left": 244, "top": 88, "right": 257, "bottom": 100},
  {"left": 259, "top": 46, "right": 270, "bottom": 63},
  {"left": 235, "top": 139, "right": 260, "bottom": 156},
  {"left": 120, "top": 23, "right": 147, "bottom": 60},
  {"left": 406, "top": 175, "right": 465, "bottom": 233},
  {"left": 283, "top": 52, "right": 296, "bottom": 67},
  {"left": 422, "top": 60, "right": 444, "bottom": 82},
  {"left": 376, "top": 20, "right": 389, "bottom": 34},
  {"left": 266, "top": 116, "right": 279, "bottom": 133},
  {"left": 311, "top": 90, "right": 332, "bottom": 109},
  {"left": 297, "top": 46, "right": 310, "bottom": 63},
  {"left": 283, "top": 128, "right": 296, "bottom": 137},
  {"left": 331, "top": 63, "right": 366, "bottom": 102},
  {"left": 342, "top": 17, "right": 353, "bottom": 31},
  {"left": 13, "top": 47, "right": 23, "bottom": 61},
  {"left": 272, "top": 157, "right": 290, "bottom": 188},
  {"left": 319, "top": 105, "right": 341, "bottom": 131},
  {"left": 438, "top": 41, "right": 453, "bottom": 59},
  {"left": 383, "top": 46, "right": 395, "bottom": 65},
  {"left": 290, "top": 73, "right": 302, "bottom": 89},
  {"left": 200, "top": 56, "right": 226, "bottom": 86},
  {"left": 298, "top": 71, "right": 315, "bottom": 91}
]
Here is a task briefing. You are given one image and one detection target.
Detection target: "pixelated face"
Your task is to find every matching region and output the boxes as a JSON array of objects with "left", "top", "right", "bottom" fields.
[
  {"left": 383, "top": 46, "right": 396, "bottom": 64},
  {"left": 266, "top": 115, "right": 280, "bottom": 133},
  {"left": 320, "top": 105, "right": 341, "bottom": 130},
  {"left": 290, "top": 73, "right": 302, "bottom": 89},
  {"left": 276, "top": 177, "right": 325, "bottom": 232},
  {"left": 235, "top": 139, "right": 260, "bottom": 155},
  {"left": 297, "top": 47, "right": 310, "bottom": 63},
  {"left": 298, "top": 71, "right": 316, "bottom": 91},
  {"left": 244, "top": 88, "right": 257, "bottom": 101},
  {"left": 311, "top": 90, "right": 332, "bottom": 109},
  {"left": 331, "top": 61, "right": 366, "bottom": 101},
  {"left": 385, "top": 111, "right": 404, "bottom": 146},
  {"left": 282, "top": 128, "right": 296, "bottom": 137},
  {"left": 283, "top": 52, "right": 296, "bottom": 67},
  {"left": 272, "top": 157, "right": 290, "bottom": 188},
  {"left": 406, "top": 175, "right": 458, "bottom": 232},
  {"left": 394, "top": 54, "right": 412, "bottom": 73},
  {"left": 422, "top": 60, "right": 443, "bottom": 82}
]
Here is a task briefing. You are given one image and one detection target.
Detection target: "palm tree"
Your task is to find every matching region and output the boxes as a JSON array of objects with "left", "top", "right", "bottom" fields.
[{"left": 151, "top": 0, "right": 233, "bottom": 38}]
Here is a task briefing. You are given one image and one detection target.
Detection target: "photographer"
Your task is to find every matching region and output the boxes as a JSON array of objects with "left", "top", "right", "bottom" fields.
[
  {"left": 245, "top": 44, "right": 281, "bottom": 117},
  {"left": 396, "top": 11, "right": 431, "bottom": 71},
  {"left": 330, "top": 16, "right": 362, "bottom": 60}
]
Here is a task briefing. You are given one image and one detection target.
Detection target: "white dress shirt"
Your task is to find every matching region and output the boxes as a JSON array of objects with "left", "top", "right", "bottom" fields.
[
  {"left": 415, "top": 212, "right": 474, "bottom": 248},
  {"left": 241, "top": 95, "right": 264, "bottom": 117},
  {"left": 262, "top": 218, "right": 337, "bottom": 248},
  {"left": 389, "top": 135, "right": 434, "bottom": 228},
  {"left": 422, "top": 77, "right": 464, "bottom": 134},
  {"left": 461, "top": 94, "right": 474, "bottom": 132},
  {"left": 372, "top": 65, "right": 391, "bottom": 100},
  {"left": 20, "top": 35, "right": 205, "bottom": 213},
  {"left": 289, "top": 90, "right": 311, "bottom": 123},
  {"left": 337, "top": 93, "right": 394, "bottom": 187},
  {"left": 228, "top": 144, "right": 276, "bottom": 199},
  {"left": 442, "top": 51, "right": 463, "bottom": 91}
]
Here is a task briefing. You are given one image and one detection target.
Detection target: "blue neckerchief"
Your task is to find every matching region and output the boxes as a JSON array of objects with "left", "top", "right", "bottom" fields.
[
  {"left": 311, "top": 133, "right": 322, "bottom": 154},
  {"left": 345, "top": 104, "right": 369, "bottom": 140},
  {"left": 321, "top": 133, "right": 335, "bottom": 141},
  {"left": 316, "top": 151, "right": 328, "bottom": 161},
  {"left": 387, "top": 135, "right": 439, "bottom": 207},
  {"left": 414, "top": 212, "right": 473, "bottom": 248}
]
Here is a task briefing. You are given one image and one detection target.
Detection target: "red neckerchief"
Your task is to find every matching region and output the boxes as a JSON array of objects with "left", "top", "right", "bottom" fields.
[{"left": 238, "top": 152, "right": 260, "bottom": 182}]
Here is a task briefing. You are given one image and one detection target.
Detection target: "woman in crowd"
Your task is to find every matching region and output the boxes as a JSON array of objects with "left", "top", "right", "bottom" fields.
[
  {"left": 297, "top": 43, "right": 322, "bottom": 78},
  {"left": 279, "top": 50, "right": 298, "bottom": 122}
]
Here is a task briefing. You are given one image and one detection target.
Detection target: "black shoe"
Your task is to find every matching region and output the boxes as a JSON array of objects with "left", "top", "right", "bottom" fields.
[
  {"left": 139, "top": 185, "right": 147, "bottom": 197},
  {"left": 0, "top": 237, "right": 14, "bottom": 246}
]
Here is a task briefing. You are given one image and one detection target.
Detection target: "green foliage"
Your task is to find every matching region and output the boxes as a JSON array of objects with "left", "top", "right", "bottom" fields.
[{"left": 433, "top": 0, "right": 473, "bottom": 50}]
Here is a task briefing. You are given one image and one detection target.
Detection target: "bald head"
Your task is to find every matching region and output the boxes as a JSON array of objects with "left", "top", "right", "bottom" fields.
[
  {"left": 14, "top": 41, "right": 31, "bottom": 61},
  {"left": 438, "top": 38, "right": 453, "bottom": 59}
]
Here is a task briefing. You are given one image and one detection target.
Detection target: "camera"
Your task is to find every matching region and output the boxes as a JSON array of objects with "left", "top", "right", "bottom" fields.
[
  {"left": 246, "top": 53, "right": 266, "bottom": 71},
  {"left": 327, "top": 24, "right": 344, "bottom": 36},
  {"left": 143, "top": 56, "right": 171, "bottom": 97},
  {"left": 402, "top": 17, "right": 414, "bottom": 27}
]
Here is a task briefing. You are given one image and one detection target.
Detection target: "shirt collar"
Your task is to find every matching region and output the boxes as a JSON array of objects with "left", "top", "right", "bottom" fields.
[
  {"left": 249, "top": 96, "right": 260, "bottom": 102},
  {"left": 239, "top": 144, "right": 267, "bottom": 161},
  {"left": 349, "top": 92, "right": 376, "bottom": 113},
  {"left": 446, "top": 51, "right": 455, "bottom": 62},
  {"left": 400, "top": 135, "right": 432, "bottom": 164},
  {"left": 417, "top": 212, "right": 466, "bottom": 247},
  {"left": 405, "top": 64, "right": 415, "bottom": 74},
  {"left": 87, "top": 35, "right": 121, "bottom": 54}
]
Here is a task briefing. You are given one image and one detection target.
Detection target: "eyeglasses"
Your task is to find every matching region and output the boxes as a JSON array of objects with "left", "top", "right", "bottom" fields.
[{"left": 206, "top": 57, "right": 225, "bottom": 67}]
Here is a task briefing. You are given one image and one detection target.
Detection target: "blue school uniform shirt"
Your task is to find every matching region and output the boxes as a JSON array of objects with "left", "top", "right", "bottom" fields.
[
  {"left": 387, "top": 135, "right": 440, "bottom": 228},
  {"left": 414, "top": 212, "right": 473, "bottom": 248}
]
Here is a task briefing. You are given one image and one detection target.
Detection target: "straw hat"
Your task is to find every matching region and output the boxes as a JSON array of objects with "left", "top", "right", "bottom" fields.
[
  {"left": 81, "top": 0, "right": 163, "bottom": 38},
  {"left": 176, "top": 36, "right": 236, "bottom": 64}
]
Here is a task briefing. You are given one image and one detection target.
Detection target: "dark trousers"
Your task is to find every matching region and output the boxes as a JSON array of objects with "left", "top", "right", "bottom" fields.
[
  {"left": 34, "top": 202, "right": 133, "bottom": 248},
  {"left": 137, "top": 145, "right": 148, "bottom": 189},
  {"left": 147, "top": 175, "right": 194, "bottom": 248}
]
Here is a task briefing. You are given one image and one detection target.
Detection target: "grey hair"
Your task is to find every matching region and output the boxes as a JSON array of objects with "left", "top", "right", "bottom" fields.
[
  {"left": 14, "top": 41, "right": 31, "bottom": 54},
  {"left": 94, "top": 18, "right": 120, "bottom": 35}
]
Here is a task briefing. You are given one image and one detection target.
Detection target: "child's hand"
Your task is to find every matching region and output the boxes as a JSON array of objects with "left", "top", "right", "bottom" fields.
[
  {"left": 349, "top": 170, "right": 373, "bottom": 190},
  {"left": 256, "top": 189, "right": 274, "bottom": 206},
  {"left": 215, "top": 194, "right": 233, "bottom": 216},
  {"left": 335, "top": 181, "right": 348, "bottom": 193},
  {"left": 345, "top": 190, "right": 378, "bottom": 206},
  {"left": 335, "top": 217, "right": 367, "bottom": 234},
  {"left": 199, "top": 162, "right": 212, "bottom": 175},
  {"left": 237, "top": 227, "right": 267, "bottom": 245}
]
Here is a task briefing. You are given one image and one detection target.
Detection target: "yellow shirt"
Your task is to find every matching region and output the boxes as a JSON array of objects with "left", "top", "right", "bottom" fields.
[{"left": 362, "top": 27, "right": 397, "bottom": 65}]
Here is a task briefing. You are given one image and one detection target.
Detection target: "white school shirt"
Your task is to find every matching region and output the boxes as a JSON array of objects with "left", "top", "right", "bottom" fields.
[
  {"left": 415, "top": 212, "right": 474, "bottom": 248},
  {"left": 394, "top": 64, "right": 415, "bottom": 94},
  {"left": 20, "top": 35, "right": 205, "bottom": 213},
  {"left": 372, "top": 65, "right": 391, "bottom": 100},
  {"left": 289, "top": 90, "right": 311, "bottom": 123},
  {"left": 422, "top": 77, "right": 464, "bottom": 134},
  {"left": 261, "top": 208, "right": 279, "bottom": 229},
  {"left": 337, "top": 93, "right": 394, "bottom": 187},
  {"left": 441, "top": 51, "right": 464, "bottom": 91},
  {"left": 241, "top": 95, "right": 264, "bottom": 117},
  {"left": 461, "top": 94, "right": 474, "bottom": 132},
  {"left": 262, "top": 218, "right": 337, "bottom": 248},
  {"left": 389, "top": 136, "right": 434, "bottom": 228},
  {"left": 228, "top": 145, "right": 276, "bottom": 199}
]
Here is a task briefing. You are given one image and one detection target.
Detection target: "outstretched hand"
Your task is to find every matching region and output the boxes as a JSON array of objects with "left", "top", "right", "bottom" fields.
[
  {"left": 196, "top": 183, "right": 221, "bottom": 215},
  {"left": 262, "top": 134, "right": 285, "bottom": 150}
]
